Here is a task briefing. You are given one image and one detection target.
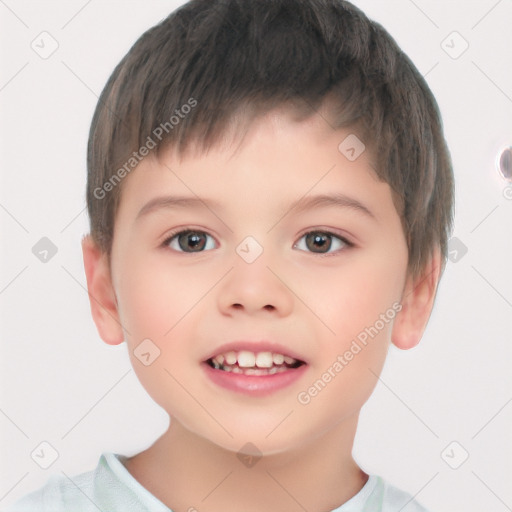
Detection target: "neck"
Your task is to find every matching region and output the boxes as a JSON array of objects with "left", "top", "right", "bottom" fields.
[{"left": 124, "top": 416, "right": 368, "bottom": 512}]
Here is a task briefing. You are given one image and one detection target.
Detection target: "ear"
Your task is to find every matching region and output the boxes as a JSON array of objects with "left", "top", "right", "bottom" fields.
[
  {"left": 81, "top": 235, "right": 125, "bottom": 345},
  {"left": 391, "top": 248, "right": 442, "bottom": 350}
]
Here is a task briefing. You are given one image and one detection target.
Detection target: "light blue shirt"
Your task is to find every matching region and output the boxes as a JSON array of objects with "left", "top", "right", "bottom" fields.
[{"left": 5, "top": 452, "right": 430, "bottom": 511}]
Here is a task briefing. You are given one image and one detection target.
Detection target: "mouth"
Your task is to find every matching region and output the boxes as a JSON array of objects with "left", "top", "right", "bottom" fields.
[
  {"left": 206, "top": 350, "right": 306, "bottom": 376},
  {"left": 202, "top": 342, "right": 309, "bottom": 396}
]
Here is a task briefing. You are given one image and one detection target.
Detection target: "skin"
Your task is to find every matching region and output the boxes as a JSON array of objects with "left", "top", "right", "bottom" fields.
[{"left": 82, "top": 107, "right": 441, "bottom": 512}]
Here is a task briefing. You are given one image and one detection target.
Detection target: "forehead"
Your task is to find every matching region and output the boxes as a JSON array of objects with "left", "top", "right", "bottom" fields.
[{"left": 115, "top": 109, "right": 395, "bottom": 228}]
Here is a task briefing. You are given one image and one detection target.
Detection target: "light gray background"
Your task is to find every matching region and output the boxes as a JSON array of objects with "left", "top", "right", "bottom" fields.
[{"left": 1, "top": 1, "right": 511, "bottom": 510}]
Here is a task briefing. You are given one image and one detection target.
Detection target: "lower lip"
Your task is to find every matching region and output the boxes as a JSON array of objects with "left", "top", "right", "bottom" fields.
[{"left": 202, "top": 362, "right": 308, "bottom": 397}]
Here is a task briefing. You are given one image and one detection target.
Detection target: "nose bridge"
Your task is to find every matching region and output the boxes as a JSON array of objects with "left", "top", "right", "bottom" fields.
[{"left": 217, "top": 234, "right": 294, "bottom": 315}]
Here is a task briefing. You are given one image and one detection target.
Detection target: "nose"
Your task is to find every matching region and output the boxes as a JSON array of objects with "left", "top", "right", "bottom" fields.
[{"left": 216, "top": 248, "right": 294, "bottom": 318}]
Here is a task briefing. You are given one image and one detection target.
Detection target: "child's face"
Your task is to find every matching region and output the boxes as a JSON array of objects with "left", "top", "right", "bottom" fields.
[{"left": 98, "top": 109, "right": 412, "bottom": 454}]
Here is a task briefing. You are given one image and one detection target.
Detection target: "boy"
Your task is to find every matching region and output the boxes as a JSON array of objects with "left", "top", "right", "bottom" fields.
[{"left": 7, "top": 0, "right": 454, "bottom": 510}]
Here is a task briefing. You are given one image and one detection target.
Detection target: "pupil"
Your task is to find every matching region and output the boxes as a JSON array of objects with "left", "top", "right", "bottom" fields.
[
  {"left": 306, "top": 232, "right": 331, "bottom": 253},
  {"left": 179, "top": 231, "right": 206, "bottom": 251}
]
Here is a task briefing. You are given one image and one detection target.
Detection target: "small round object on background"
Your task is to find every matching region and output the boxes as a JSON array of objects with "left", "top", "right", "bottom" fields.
[{"left": 497, "top": 146, "right": 512, "bottom": 181}]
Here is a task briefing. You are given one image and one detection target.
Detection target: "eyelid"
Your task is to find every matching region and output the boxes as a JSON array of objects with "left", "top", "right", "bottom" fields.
[
  {"left": 293, "top": 228, "right": 354, "bottom": 256},
  {"left": 294, "top": 227, "right": 354, "bottom": 246},
  {"left": 161, "top": 227, "right": 355, "bottom": 254},
  {"left": 161, "top": 226, "right": 219, "bottom": 251}
]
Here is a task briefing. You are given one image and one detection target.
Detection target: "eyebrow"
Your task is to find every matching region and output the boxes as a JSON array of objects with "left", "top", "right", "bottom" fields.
[
  {"left": 287, "top": 193, "right": 376, "bottom": 220},
  {"left": 136, "top": 195, "right": 222, "bottom": 220},
  {"left": 135, "top": 192, "right": 376, "bottom": 221}
]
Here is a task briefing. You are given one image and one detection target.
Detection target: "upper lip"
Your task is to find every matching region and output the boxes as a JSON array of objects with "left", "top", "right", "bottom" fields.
[{"left": 203, "top": 341, "right": 307, "bottom": 364}]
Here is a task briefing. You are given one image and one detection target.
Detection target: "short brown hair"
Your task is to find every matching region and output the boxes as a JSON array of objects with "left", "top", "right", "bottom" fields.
[{"left": 86, "top": 0, "right": 454, "bottom": 279}]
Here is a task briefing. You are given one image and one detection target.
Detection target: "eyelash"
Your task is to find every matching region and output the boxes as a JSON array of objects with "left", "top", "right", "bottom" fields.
[{"left": 161, "top": 227, "right": 354, "bottom": 257}]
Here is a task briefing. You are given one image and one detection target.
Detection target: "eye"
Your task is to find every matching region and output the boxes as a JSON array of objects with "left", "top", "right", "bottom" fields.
[
  {"left": 163, "top": 229, "right": 217, "bottom": 253},
  {"left": 294, "top": 230, "right": 352, "bottom": 255}
]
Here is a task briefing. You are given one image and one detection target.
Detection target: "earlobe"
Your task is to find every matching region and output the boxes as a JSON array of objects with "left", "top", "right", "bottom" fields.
[
  {"left": 81, "top": 235, "right": 125, "bottom": 345},
  {"left": 391, "top": 249, "right": 442, "bottom": 350}
]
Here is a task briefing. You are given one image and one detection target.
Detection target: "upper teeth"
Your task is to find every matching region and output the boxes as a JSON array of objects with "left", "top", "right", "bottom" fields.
[{"left": 212, "top": 351, "right": 296, "bottom": 368}]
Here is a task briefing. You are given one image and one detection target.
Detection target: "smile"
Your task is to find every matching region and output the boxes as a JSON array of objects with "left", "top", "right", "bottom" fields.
[
  {"left": 203, "top": 345, "right": 308, "bottom": 396},
  {"left": 207, "top": 350, "right": 304, "bottom": 375}
]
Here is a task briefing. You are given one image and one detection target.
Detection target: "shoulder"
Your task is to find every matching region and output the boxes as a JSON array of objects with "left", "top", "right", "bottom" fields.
[
  {"left": 334, "top": 474, "right": 431, "bottom": 512},
  {"left": 4, "top": 453, "right": 172, "bottom": 512},
  {"left": 4, "top": 453, "right": 112, "bottom": 512},
  {"left": 4, "top": 468, "right": 97, "bottom": 512},
  {"left": 376, "top": 476, "right": 431, "bottom": 512}
]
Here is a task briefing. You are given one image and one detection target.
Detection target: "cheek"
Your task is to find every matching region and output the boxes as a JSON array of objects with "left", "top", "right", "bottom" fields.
[
  {"left": 114, "top": 269, "right": 196, "bottom": 415},
  {"left": 298, "top": 252, "right": 405, "bottom": 342},
  {"left": 115, "top": 252, "right": 209, "bottom": 341},
  {"left": 295, "top": 246, "right": 406, "bottom": 406},
  {"left": 294, "top": 268, "right": 399, "bottom": 428},
  {"left": 112, "top": 253, "right": 217, "bottom": 397}
]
